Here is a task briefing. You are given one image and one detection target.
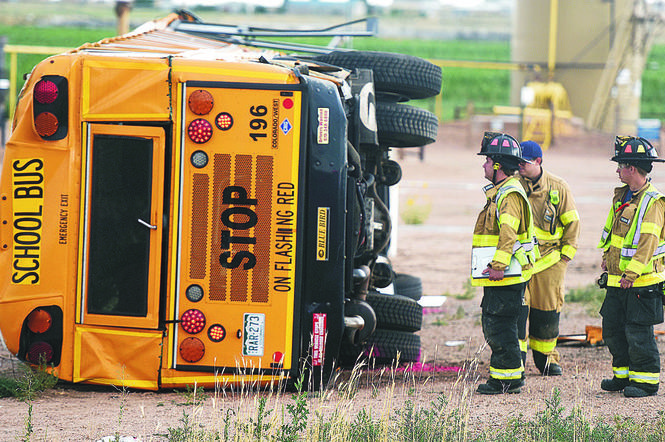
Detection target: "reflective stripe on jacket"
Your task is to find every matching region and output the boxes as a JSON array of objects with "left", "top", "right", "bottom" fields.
[
  {"left": 598, "top": 182, "right": 665, "bottom": 287},
  {"left": 472, "top": 176, "right": 538, "bottom": 286}
]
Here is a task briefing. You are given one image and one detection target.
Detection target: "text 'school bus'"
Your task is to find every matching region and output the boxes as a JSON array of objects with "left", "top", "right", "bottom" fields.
[{"left": 0, "top": 11, "right": 441, "bottom": 390}]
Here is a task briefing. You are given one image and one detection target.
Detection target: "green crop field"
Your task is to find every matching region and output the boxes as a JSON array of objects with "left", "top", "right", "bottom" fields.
[
  {"left": 1, "top": 23, "right": 664, "bottom": 122},
  {"left": 641, "top": 43, "right": 665, "bottom": 119}
]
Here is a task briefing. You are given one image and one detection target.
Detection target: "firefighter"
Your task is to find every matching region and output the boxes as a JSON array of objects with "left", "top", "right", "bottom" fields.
[
  {"left": 472, "top": 132, "right": 537, "bottom": 394},
  {"left": 518, "top": 141, "right": 580, "bottom": 376},
  {"left": 598, "top": 136, "right": 665, "bottom": 398}
]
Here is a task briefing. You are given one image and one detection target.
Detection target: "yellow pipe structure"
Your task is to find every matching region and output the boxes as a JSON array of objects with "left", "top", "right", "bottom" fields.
[
  {"left": 9, "top": 51, "right": 16, "bottom": 122},
  {"left": 430, "top": 59, "right": 530, "bottom": 71},
  {"left": 548, "top": 0, "right": 558, "bottom": 79}
]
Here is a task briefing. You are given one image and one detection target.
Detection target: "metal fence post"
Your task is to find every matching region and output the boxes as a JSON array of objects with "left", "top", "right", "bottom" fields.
[{"left": 0, "top": 35, "right": 7, "bottom": 147}]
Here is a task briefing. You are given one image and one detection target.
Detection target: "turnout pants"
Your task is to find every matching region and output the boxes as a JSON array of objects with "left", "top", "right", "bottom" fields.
[
  {"left": 525, "top": 260, "right": 567, "bottom": 371},
  {"left": 600, "top": 284, "right": 663, "bottom": 393},
  {"left": 481, "top": 282, "right": 527, "bottom": 386}
]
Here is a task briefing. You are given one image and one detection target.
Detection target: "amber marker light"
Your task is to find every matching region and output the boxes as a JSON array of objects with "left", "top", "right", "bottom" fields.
[
  {"left": 207, "top": 324, "right": 226, "bottom": 342},
  {"left": 188, "top": 119, "right": 213, "bottom": 144},
  {"left": 215, "top": 112, "right": 233, "bottom": 131},
  {"left": 179, "top": 337, "right": 205, "bottom": 363},
  {"left": 180, "top": 309, "right": 206, "bottom": 334},
  {"left": 188, "top": 89, "right": 214, "bottom": 115},
  {"left": 27, "top": 309, "right": 52, "bottom": 334},
  {"left": 34, "top": 112, "right": 59, "bottom": 137}
]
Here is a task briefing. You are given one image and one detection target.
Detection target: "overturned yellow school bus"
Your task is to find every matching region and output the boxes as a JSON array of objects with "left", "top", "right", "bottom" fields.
[{"left": 0, "top": 11, "right": 440, "bottom": 389}]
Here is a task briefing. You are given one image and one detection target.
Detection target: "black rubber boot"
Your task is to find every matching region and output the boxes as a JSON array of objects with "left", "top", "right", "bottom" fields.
[
  {"left": 623, "top": 382, "right": 658, "bottom": 398},
  {"left": 542, "top": 362, "right": 562, "bottom": 376},
  {"left": 623, "top": 386, "right": 657, "bottom": 397},
  {"left": 533, "top": 351, "right": 562, "bottom": 376},
  {"left": 477, "top": 378, "right": 523, "bottom": 395},
  {"left": 600, "top": 377, "right": 630, "bottom": 392}
]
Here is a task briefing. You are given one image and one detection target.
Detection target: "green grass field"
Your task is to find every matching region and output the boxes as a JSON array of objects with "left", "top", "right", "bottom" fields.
[{"left": 1, "top": 23, "right": 664, "bottom": 122}]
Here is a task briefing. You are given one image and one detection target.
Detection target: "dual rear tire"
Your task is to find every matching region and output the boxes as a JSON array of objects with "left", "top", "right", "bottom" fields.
[
  {"left": 315, "top": 51, "right": 436, "bottom": 369},
  {"left": 338, "top": 291, "right": 423, "bottom": 367}
]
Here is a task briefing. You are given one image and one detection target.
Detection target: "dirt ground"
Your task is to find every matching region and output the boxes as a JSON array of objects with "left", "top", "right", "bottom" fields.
[{"left": 2, "top": 120, "right": 665, "bottom": 440}]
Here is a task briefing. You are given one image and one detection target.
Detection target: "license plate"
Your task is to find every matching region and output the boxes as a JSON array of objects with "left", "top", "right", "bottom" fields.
[{"left": 242, "top": 313, "right": 265, "bottom": 357}]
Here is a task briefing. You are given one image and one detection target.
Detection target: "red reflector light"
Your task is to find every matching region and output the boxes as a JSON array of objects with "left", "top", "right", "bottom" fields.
[
  {"left": 26, "top": 341, "right": 54, "bottom": 364},
  {"left": 27, "top": 309, "right": 52, "bottom": 334},
  {"left": 207, "top": 324, "right": 226, "bottom": 342},
  {"left": 35, "top": 112, "right": 59, "bottom": 137},
  {"left": 215, "top": 112, "right": 233, "bottom": 131},
  {"left": 188, "top": 90, "right": 214, "bottom": 115},
  {"left": 181, "top": 309, "right": 206, "bottom": 334},
  {"left": 272, "top": 351, "right": 284, "bottom": 364},
  {"left": 34, "top": 79, "right": 58, "bottom": 104},
  {"left": 180, "top": 337, "right": 205, "bottom": 363},
  {"left": 188, "top": 119, "right": 213, "bottom": 144},
  {"left": 282, "top": 98, "right": 294, "bottom": 109}
]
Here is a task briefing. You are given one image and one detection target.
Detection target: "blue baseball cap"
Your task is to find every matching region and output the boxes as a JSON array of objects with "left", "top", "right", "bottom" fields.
[{"left": 520, "top": 141, "right": 543, "bottom": 161}]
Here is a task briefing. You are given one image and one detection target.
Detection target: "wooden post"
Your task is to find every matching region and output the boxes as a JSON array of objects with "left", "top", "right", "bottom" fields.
[{"left": 115, "top": 1, "right": 132, "bottom": 36}]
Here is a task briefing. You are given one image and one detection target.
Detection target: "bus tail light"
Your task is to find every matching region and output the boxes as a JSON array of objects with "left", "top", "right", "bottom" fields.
[
  {"left": 180, "top": 309, "right": 206, "bottom": 334},
  {"left": 215, "top": 112, "right": 233, "bottom": 131},
  {"left": 188, "top": 89, "right": 214, "bottom": 115},
  {"left": 19, "top": 306, "right": 63, "bottom": 366},
  {"left": 207, "top": 324, "right": 226, "bottom": 342},
  {"left": 185, "top": 284, "right": 204, "bottom": 302},
  {"left": 27, "top": 308, "right": 53, "bottom": 334},
  {"left": 33, "top": 75, "right": 68, "bottom": 140},
  {"left": 26, "top": 341, "right": 54, "bottom": 364},
  {"left": 190, "top": 151, "right": 209, "bottom": 168},
  {"left": 180, "top": 337, "right": 205, "bottom": 363},
  {"left": 187, "top": 118, "right": 212, "bottom": 144},
  {"left": 34, "top": 112, "right": 59, "bottom": 137}
]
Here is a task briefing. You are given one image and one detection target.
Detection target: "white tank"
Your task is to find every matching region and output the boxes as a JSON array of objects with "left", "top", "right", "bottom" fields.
[{"left": 511, "top": 0, "right": 633, "bottom": 131}]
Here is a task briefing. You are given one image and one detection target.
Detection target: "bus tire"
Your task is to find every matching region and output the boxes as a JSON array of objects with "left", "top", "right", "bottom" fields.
[
  {"left": 366, "top": 292, "right": 422, "bottom": 332},
  {"left": 393, "top": 273, "right": 423, "bottom": 301},
  {"left": 363, "top": 329, "right": 421, "bottom": 364},
  {"left": 375, "top": 101, "right": 438, "bottom": 148},
  {"left": 313, "top": 50, "right": 442, "bottom": 100}
]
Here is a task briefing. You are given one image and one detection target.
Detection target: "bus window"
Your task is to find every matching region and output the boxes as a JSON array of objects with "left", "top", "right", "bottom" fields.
[
  {"left": 87, "top": 134, "right": 153, "bottom": 317},
  {"left": 80, "top": 125, "right": 165, "bottom": 329}
]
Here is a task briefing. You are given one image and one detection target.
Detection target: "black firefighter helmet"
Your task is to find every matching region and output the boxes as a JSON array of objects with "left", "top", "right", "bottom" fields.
[
  {"left": 613, "top": 136, "right": 665, "bottom": 172},
  {"left": 477, "top": 131, "right": 527, "bottom": 170}
]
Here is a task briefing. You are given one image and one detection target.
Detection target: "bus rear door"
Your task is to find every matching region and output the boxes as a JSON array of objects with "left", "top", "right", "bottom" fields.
[{"left": 74, "top": 124, "right": 166, "bottom": 390}]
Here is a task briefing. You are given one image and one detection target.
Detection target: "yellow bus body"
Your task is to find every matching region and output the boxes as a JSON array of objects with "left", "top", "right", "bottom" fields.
[
  {"left": 0, "top": 15, "right": 328, "bottom": 389},
  {"left": 0, "top": 13, "right": 441, "bottom": 390}
]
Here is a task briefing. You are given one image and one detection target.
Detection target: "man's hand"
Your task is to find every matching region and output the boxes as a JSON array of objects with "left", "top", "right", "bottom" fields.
[
  {"left": 482, "top": 266, "right": 505, "bottom": 281},
  {"left": 561, "top": 256, "right": 571, "bottom": 264},
  {"left": 619, "top": 277, "right": 633, "bottom": 289}
]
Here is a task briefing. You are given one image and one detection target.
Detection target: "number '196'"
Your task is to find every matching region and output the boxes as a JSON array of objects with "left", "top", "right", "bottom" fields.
[{"left": 249, "top": 105, "right": 267, "bottom": 141}]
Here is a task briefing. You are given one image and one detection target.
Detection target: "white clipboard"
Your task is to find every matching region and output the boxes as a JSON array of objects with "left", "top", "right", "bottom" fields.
[{"left": 471, "top": 246, "right": 522, "bottom": 279}]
